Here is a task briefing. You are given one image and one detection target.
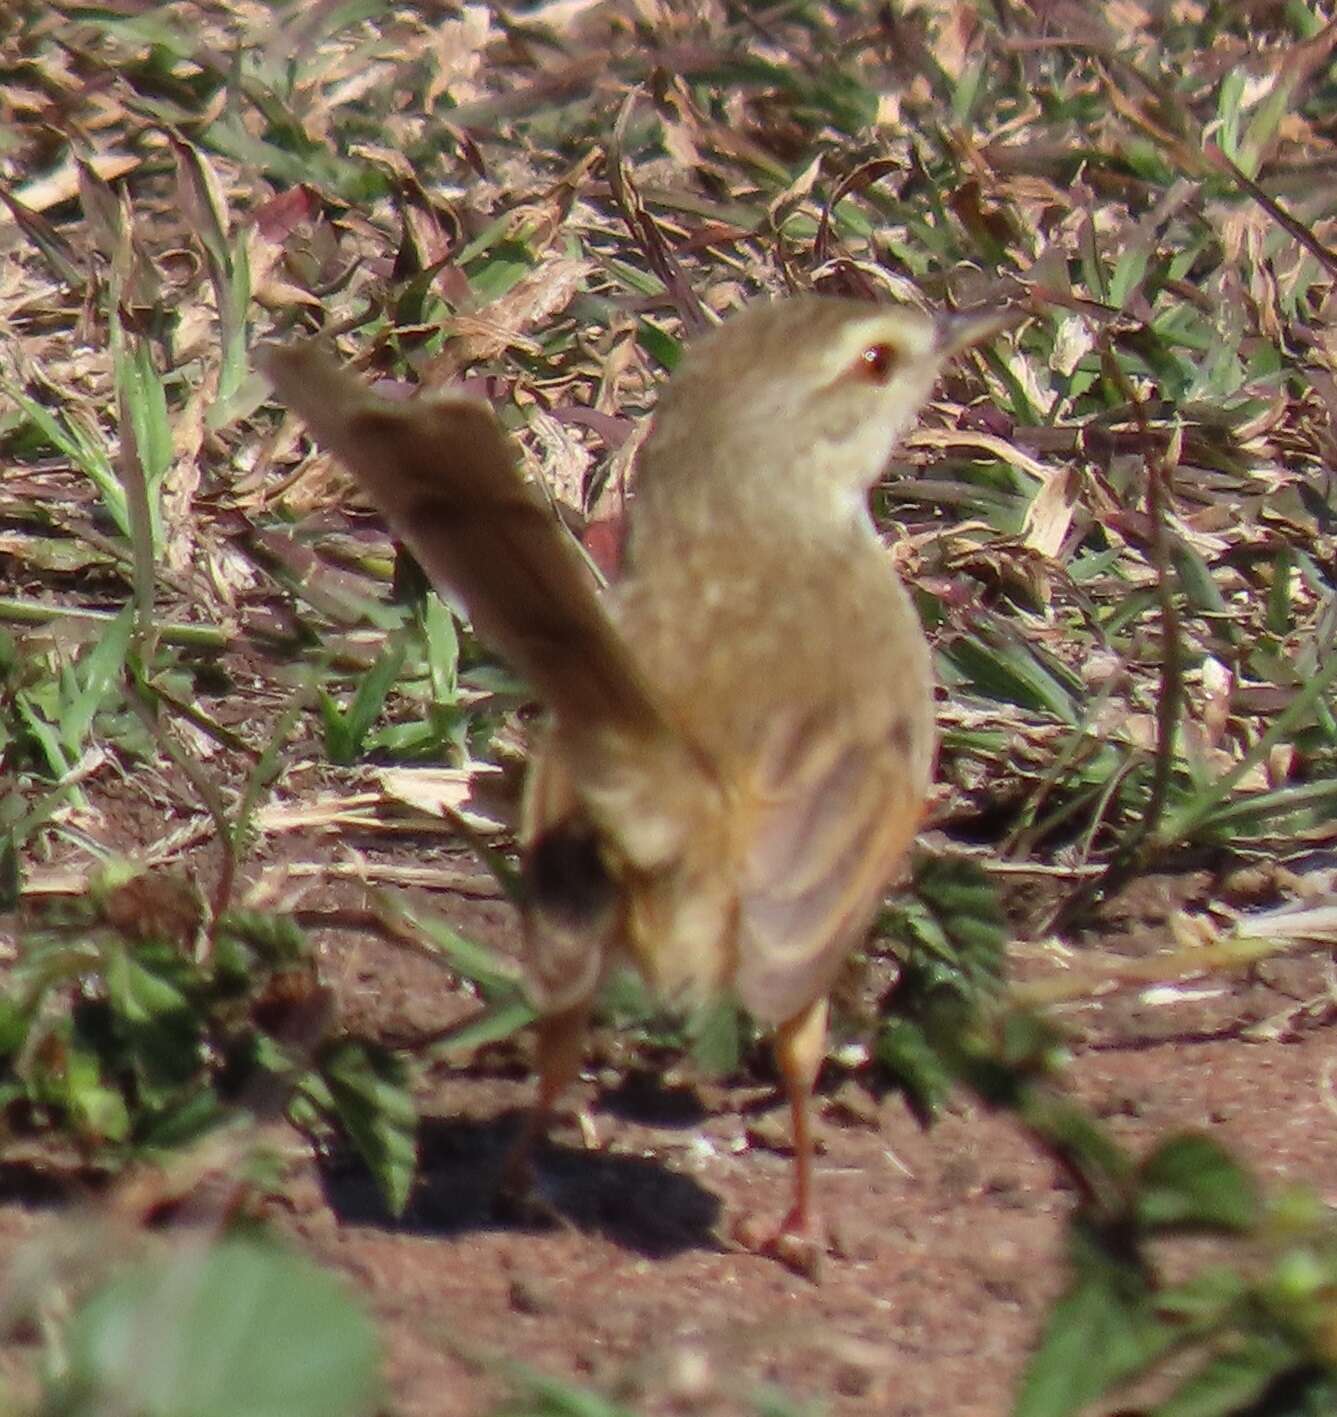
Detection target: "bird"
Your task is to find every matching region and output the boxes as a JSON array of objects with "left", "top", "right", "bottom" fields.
[{"left": 261, "top": 294, "right": 1008, "bottom": 1274}]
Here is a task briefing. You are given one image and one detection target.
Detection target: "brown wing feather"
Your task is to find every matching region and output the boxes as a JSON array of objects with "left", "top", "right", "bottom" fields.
[
  {"left": 735, "top": 706, "right": 927, "bottom": 1027},
  {"left": 260, "top": 343, "right": 666, "bottom": 742}
]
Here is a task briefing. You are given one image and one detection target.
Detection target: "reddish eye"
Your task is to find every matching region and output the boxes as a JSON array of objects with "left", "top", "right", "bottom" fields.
[{"left": 857, "top": 342, "right": 901, "bottom": 383}]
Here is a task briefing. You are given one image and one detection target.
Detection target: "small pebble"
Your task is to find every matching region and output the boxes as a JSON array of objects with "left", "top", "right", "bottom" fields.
[
  {"left": 834, "top": 1361, "right": 873, "bottom": 1398},
  {"left": 507, "top": 1274, "right": 554, "bottom": 1315}
]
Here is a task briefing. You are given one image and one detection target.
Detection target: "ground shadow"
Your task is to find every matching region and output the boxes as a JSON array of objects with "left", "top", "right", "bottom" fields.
[
  {"left": 319, "top": 1109, "right": 723, "bottom": 1260},
  {"left": 596, "top": 1069, "right": 713, "bottom": 1127}
]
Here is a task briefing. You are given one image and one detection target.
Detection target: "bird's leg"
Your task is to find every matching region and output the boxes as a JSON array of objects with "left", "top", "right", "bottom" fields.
[
  {"left": 733, "top": 994, "right": 829, "bottom": 1278},
  {"left": 774, "top": 993, "right": 829, "bottom": 1247},
  {"left": 498, "top": 1002, "right": 591, "bottom": 1216},
  {"left": 778, "top": 994, "right": 827, "bottom": 1236}
]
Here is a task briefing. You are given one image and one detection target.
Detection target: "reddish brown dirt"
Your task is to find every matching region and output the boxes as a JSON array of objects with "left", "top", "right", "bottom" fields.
[{"left": 5, "top": 847, "right": 1336, "bottom": 1416}]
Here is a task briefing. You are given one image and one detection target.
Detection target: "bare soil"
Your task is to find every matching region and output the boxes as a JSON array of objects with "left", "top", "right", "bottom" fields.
[{"left": 11, "top": 841, "right": 1332, "bottom": 1417}]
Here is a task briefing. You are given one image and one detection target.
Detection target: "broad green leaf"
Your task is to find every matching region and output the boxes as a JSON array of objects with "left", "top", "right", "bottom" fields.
[
  {"left": 913, "top": 855, "right": 1009, "bottom": 982},
  {"left": 1171, "top": 542, "right": 1240, "bottom": 648},
  {"left": 14, "top": 689, "right": 74, "bottom": 776},
  {"left": 1137, "top": 1133, "right": 1260, "bottom": 1233},
  {"left": 103, "top": 944, "right": 193, "bottom": 1024},
  {"left": 1015, "top": 1271, "right": 1171, "bottom": 1417},
  {"left": 215, "top": 910, "right": 309, "bottom": 970},
  {"left": 882, "top": 855, "right": 1008, "bottom": 1008},
  {"left": 1154, "top": 1336, "right": 1305, "bottom": 1417},
  {"left": 636, "top": 319, "right": 682, "bottom": 373},
  {"left": 951, "top": 55, "right": 985, "bottom": 124},
  {"left": 1108, "top": 243, "right": 1150, "bottom": 312},
  {"left": 467, "top": 240, "right": 533, "bottom": 304},
  {"left": 62, "top": 1237, "right": 380, "bottom": 1417},
  {"left": 1155, "top": 1266, "right": 1249, "bottom": 1328}
]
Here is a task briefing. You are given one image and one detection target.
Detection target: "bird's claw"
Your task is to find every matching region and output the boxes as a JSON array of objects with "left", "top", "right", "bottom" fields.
[{"left": 730, "top": 1208, "right": 825, "bottom": 1281}]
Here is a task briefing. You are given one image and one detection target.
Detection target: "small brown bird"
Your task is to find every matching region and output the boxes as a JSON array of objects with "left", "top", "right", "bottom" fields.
[{"left": 262, "top": 296, "right": 1005, "bottom": 1271}]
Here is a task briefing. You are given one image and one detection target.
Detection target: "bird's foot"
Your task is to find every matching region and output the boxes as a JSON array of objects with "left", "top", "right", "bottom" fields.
[
  {"left": 493, "top": 1162, "right": 568, "bottom": 1230},
  {"left": 493, "top": 1134, "right": 565, "bottom": 1230},
  {"left": 730, "top": 1205, "right": 824, "bottom": 1281},
  {"left": 493, "top": 1105, "right": 600, "bottom": 1230}
]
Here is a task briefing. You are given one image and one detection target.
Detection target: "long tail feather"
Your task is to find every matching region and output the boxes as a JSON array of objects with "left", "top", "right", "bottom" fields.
[{"left": 260, "top": 343, "right": 666, "bottom": 740}]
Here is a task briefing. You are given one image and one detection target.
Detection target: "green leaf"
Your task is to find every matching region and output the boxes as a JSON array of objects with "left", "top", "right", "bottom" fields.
[
  {"left": 687, "top": 996, "right": 745, "bottom": 1076},
  {"left": 216, "top": 910, "right": 309, "bottom": 968},
  {"left": 496, "top": 1363, "right": 640, "bottom": 1417},
  {"left": 427, "top": 996, "right": 537, "bottom": 1057},
  {"left": 1184, "top": 778, "right": 1337, "bottom": 842},
  {"left": 1137, "top": 1133, "right": 1260, "bottom": 1233},
  {"left": 1171, "top": 541, "right": 1241, "bottom": 649},
  {"left": 111, "top": 331, "right": 165, "bottom": 600},
  {"left": 1108, "top": 242, "right": 1151, "bottom": 311},
  {"left": 1013, "top": 1094, "right": 1135, "bottom": 1222},
  {"left": 950, "top": 55, "right": 985, "bottom": 124},
  {"left": 1153, "top": 1336, "right": 1306, "bottom": 1417},
  {"left": 216, "top": 232, "right": 253, "bottom": 413},
  {"left": 134, "top": 1087, "right": 229, "bottom": 1152},
  {"left": 104, "top": 946, "right": 193, "bottom": 1026},
  {"left": 1, "top": 382, "right": 128, "bottom": 534},
  {"left": 422, "top": 592, "right": 459, "bottom": 704},
  {"left": 636, "top": 318, "right": 683, "bottom": 373},
  {"left": 323, "top": 634, "right": 409, "bottom": 764},
  {"left": 1015, "top": 1270, "right": 1171, "bottom": 1417},
  {"left": 58, "top": 603, "right": 134, "bottom": 755},
  {"left": 941, "top": 630, "right": 1083, "bottom": 724},
  {"left": 63, "top": 1042, "right": 131, "bottom": 1143},
  {"left": 882, "top": 854, "right": 1008, "bottom": 1010},
  {"left": 876, "top": 1017, "right": 954, "bottom": 1123},
  {"left": 0, "top": 994, "right": 28, "bottom": 1056},
  {"left": 15, "top": 688, "right": 75, "bottom": 775},
  {"left": 316, "top": 1039, "right": 418, "bottom": 1216},
  {"left": 101, "top": 944, "right": 203, "bottom": 1101},
  {"left": 115, "top": 326, "right": 172, "bottom": 483},
  {"left": 912, "top": 855, "right": 1009, "bottom": 984},
  {"left": 1155, "top": 1266, "right": 1250, "bottom": 1328},
  {"left": 62, "top": 1237, "right": 380, "bottom": 1417},
  {"left": 0, "top": 832, "right": 18, "bottom": 913},
  {"left": 388, "top": 896, "right": 526, "bottom": 997}
]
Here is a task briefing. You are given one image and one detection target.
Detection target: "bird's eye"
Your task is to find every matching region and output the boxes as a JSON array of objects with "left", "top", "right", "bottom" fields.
[{"left": 856, "top": 342, "right": 901, "bottom": 383}]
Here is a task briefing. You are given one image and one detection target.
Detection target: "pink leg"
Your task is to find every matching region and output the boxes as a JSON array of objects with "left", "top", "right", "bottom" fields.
[{"left": 734, "top": 996, "right": 829, "bottom": 1277}]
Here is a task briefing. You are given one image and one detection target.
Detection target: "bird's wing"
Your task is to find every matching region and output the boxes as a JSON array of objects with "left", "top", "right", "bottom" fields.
[
  {"left": 734, "top": 701, "right": 929, "bottom": 1027},
  {"left": 260, "top": 342, "right": 668, "bottom": 743},
  {"left": 264, "top": 343, "right": 723, "bottom": 1015}
]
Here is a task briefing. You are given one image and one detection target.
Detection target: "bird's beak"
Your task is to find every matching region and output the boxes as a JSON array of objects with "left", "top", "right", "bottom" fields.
[{"left": 933, "top": 305, "right": 1020, "bottom": 356}]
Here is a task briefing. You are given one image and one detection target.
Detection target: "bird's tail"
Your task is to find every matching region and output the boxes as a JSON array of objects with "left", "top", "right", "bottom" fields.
[{"left": 261, "top": 343, "right": 668, "bottom": 744}]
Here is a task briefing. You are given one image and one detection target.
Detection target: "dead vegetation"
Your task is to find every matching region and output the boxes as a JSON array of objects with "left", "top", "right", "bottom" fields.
[{"left": 4, "top": 3, "right": 1337, "bottom": 1415}]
